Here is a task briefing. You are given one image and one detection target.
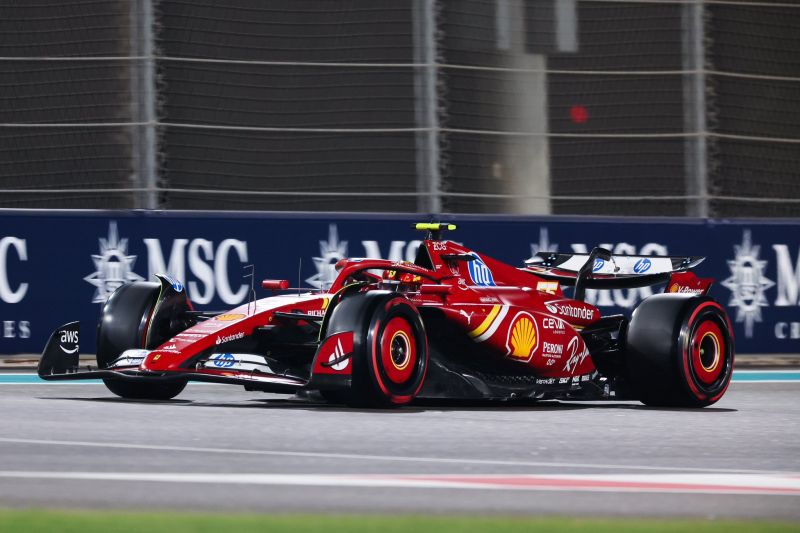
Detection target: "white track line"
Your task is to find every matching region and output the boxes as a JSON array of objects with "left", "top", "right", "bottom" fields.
[
  {"left": 0, "top": 437, "right": 795, "bottom": 476},
  {"left": 0, "top": 471, "right": 797, "bottom": 496}
]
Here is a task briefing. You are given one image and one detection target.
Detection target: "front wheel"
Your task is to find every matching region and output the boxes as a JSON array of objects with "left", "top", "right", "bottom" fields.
[
  {"left": 326, "top": 291, "right": 428, "bottom": 407},
  {"left": 97, "top": 282, "right": 187, "bottom": 400},
  {"left": 625, "top": 295, "right": 734, "bottom": 407}
]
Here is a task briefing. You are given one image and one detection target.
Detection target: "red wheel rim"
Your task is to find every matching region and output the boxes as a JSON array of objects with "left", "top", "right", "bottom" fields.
[
  {"left": 380, "top": 316, "right": 417, "bottom": 385},
  {"left": 691, "top": 320, "right": 725, "bottom": 385}
]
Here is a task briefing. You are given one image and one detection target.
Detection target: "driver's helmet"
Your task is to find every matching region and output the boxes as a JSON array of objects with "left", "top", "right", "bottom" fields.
[{"left": 382, "top": 269, "right": 422, "bottom": 292}]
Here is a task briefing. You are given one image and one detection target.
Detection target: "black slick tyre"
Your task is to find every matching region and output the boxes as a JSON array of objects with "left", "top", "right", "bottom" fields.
[
  {"left": 625, "top": 294, "right": 734, "bottom": 407},
  {"left": 97, "top": 282, "right": 187, "bottom": 400}
]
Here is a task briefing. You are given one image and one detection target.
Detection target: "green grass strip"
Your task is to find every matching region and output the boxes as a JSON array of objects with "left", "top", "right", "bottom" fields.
[{"left": 0, "top": 510, "right": 796, "bottom": 533}]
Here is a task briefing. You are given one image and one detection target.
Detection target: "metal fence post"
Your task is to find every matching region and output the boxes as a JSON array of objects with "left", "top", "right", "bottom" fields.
[
  {"left": 413, "top": 0, "right": 441, "bottom": 214},
  {"left": 682, "top": 0, "right": 708, "bottom": 218},
  {"left": 130, "top": 0, "right": 158, "bottom": 209}
]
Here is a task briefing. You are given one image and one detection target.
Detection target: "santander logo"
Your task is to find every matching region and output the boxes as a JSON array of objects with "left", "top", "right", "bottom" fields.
[{"left": 544, "top": 301, "right": 596, "bottom": 321}]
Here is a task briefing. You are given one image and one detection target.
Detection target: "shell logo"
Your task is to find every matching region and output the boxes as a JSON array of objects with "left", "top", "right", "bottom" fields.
[
  {"left": 669, "top": 284, "right": 679, "bottom": 293},
  {"left": 509, "top": 315, "right": 538, "bottom": 360}
]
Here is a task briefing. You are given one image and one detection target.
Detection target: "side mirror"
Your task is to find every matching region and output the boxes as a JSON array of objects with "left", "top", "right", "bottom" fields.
[{"left": 261, "top": 279, "right": 289, "bottom": 291}]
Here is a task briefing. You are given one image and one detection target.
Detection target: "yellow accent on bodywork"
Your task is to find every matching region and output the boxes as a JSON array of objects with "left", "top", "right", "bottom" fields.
[{"left": 468, "top": 305, "right": 501, "bottom": 338}]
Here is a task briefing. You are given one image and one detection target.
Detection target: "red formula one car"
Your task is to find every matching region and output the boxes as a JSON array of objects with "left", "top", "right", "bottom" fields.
[{"left": 39, "top": 223, "right": 734, "bottom": 407}]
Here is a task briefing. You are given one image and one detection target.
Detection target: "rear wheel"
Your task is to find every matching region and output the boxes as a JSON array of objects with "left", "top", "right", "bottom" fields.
[
  {"left": 625, "top": 295, "right": 734, "bottom": 407},
  {"left": 97, "top": 282, "right": 187, "bottom": 400}
]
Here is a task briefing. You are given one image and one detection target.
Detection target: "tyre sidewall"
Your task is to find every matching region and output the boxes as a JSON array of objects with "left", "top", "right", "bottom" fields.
[
  {"left": 626, "top": 294, "right": 734, "bottom": 407},
  {"left": 96, "top": 282, "right": 160, "bottom": 368},
  {"left": 362, "top": 296, "right": 428, "bottom": 405},
  {"left": 676, "top": 299, "right": 735, "bottom": 404}
]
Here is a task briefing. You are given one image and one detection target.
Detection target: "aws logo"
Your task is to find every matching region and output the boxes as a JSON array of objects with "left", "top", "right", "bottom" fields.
[
  {"left": 59, "top": 329, "right": 79, "bottom": 355},
  {"left": 505, "top": 312, "right": 539, "bottom": 363}
]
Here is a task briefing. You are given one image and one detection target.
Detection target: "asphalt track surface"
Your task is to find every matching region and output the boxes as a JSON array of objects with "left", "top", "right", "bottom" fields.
[{"left": 0, "top": 378, "right": 798, "bottom": 520}]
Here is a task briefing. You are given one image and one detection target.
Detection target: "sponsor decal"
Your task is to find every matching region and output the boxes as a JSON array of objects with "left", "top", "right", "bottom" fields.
[
  {"left": 84, "top": 221, "right": 144, "bottom": 303},
  {"left": 161, "top": 344, "right": 176, "bottom": 350},
  {"left": 205, "top": 353, "right": 271, "bottom": 372},
  {"left": 210, "top": 353, "right": 235, "bottom": 368},
  {"left": 592, "top": 259, "right": 605, "bottom": 273},
  {"left": 633, "top": 258, "right": 652, "bottom": 273},
  {"left": 112, "top": 349, "right": 149, "bottom": 367},
  {"left": 216, "top": 331, "right": 245, "bottom": 345},
  {"left": 669, "top": 284, "right": 704, "bottom": 294},
  {"left": 467, "top": 254, "right": 496, "bottom": 287},
  {"left": 505, "top": 312, "right": 539, "bottom": 362},
  {"left": 162, "top": 274, "right": 184, "bottom": 292},
  {"left": 152, "top": 354, "right": 161, "bottom": 362},
  {"left": 558, "top": 377, "right": 570, "bottom": 384},
  {"left": 536, "top": 281, "right": 559, "bottom": 295},
  {"left": 722, "top": 230, "right": 775, "bottom": 338},
  {"left": 215, "top": 313, "right": 246, "bottom": 321},
  {"left": 176, "top": 332, "right": 205, "bottom": 338},
  {"left": 327, "top": 338, "right": 350, "bottom": 371},
  {"left": 544, "top": 301, "right": 596, "bottom": 321},
  {"left": 447, "top": 262, "right": 461, "bottom": 276},
  {"left": 563, "top": 336, "right": 591, "bottom": 374},
  {"left": 432, "top": 241, "right": 447, "bottom": 251},
  {"left": 457, "top": 309, "right": 475, "bottom": 325},
  {"left": 535, "top": 377, "right": 556, "bottom": 385},
  {"left": 541, "top": 341, "right": 563, "bottom": 359},
  {"left": 59, "top": 329, "right": 79, "bottom": 354},
  {"left": 542, "top": 317, "right": 565, "bottom": 333}
]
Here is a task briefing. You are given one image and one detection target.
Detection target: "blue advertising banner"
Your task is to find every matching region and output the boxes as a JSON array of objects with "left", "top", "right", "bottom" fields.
[{"left": 1, "top": 210, "right": 798, "bottom": 355}]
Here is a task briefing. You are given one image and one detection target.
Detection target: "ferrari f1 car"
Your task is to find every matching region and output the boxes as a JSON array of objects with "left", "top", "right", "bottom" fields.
[{"left": 39, "top": 223, "right": 734, "bottom": 407}]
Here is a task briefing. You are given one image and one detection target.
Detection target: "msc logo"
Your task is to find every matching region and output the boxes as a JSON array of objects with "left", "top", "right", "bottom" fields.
[
  {"left": 506, "top": 312, "right": 539, "bottom": 362},
  {"left": 468, "top": 254, "right": 496, "bottom": 287},
  {"left": 84, "top": 222, "right": 144, "bottom": 303},
  {"left": 721, "top": 230, "right": 774, "bottom": 338},
  {"left": 633, "top": 258, "right": 652, "bottom": 273},
  {"left": 593, "top": 258, "right": 605, "bottom": 272}
]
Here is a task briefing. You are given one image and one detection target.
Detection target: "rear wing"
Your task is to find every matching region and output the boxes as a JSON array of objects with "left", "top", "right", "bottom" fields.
[{"left": 524, "top": 247, "right": 706, "bottom": 300}]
